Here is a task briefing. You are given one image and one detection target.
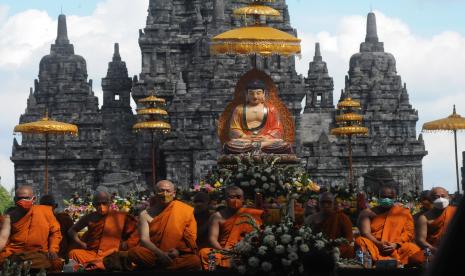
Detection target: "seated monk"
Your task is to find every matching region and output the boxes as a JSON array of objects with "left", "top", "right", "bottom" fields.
[
  {"left": 199, "top": 186, "right": 264, "bottom": 270},
  {"left": 355, "top": 184, "right": 421, "bottom": 266},
  {"left": 225, "top": 79, "right": 291, "bottom": 154},
  {"left": 0, "top": 185, "right": 62, "bottom": 272},
  {"left": 305, "top": 192, "right": 354, "bottom": 259},
  {"left": 413, "top": 190, "right": 433, "bottom": 222},
  {"left": 127, "top": 180, "right": 200, "bottom": 271},
  {"left": 193, "top": 192, "right": 213, "bottom": 250},
  {"left": 40, "top": 194, "right": 74, "bottom": 260},
  {"left": 409, "top": 187, "right": 456, "bottom": 265},
  {"left": 68, "top": 191, "right": 139, "bottom": 269}
]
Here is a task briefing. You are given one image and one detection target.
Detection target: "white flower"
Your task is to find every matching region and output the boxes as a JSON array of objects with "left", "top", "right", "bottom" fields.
[
  {"left": 254, "top": 188, "right": 261, "bottom": 193},
  {"left": 248, "top": 256, "right": 260, "bottom": 268},
  {"left": 298, "top": 265, "right": 305, "bottom": 274},
  {"left": 299, "top": 244, "right": 310, "bottom": 253},
  {"left": 261, "top": 261, "right": 273, "bottom": 272},
  {"left": 258, "top": 246, "right": 268, "bottom": 256},
  {"left": 261, "top": 176, "right": 268, "bottom": 181},
  {"left": 282, "top": 226, "right": 289, "bottom": 233},
  {"left": 263, "top": 183, "right": 270, "bottom": 190},
  {"left": 298, "top": 228, "right": 306, "bottom": 235},
  {"left": 263, "top": 226, "right": 273, "bottom": 235},
  {"left": 287, "top": 244, "right": 298, "bottom": 253},
  {"left": 332, "top": 247, "right": 341, "bottom": 262},
  {"left": 288, "top": 252, "right": 299, "bottom": 261},
  {"left": 269, "top": 187, "right": 276, "bottom": 192},
  {"left": 237, "top": 265, "right": 247, "bottom": 275},
  {"left": 240, "top": 181, "right": 250, "bottom": 187},
  {"left": 263, "top": 235, "right": 276, "bottom": 246},
  {"left": 281, "top": 258, "right": 292, "bottom": 266},
  {"left": 294, "top": 236, "right": 303, "bottom": 243},
  {"left": 276, "top": 227, "right": 283, "bottom": 234},
  {"left": 315, "top": 240, "right": 325, "bottom": 250},
  {"left": 250, "top": 179, "right": 257, "bottom": 186},
  {"left": 280, "top": 234, "right": 292, "bottom": 245},
  {"left": 236, "top": 240, "right": 253, "bottom": 254},
  {"left": 275, "top": 245, "right": 286, "bottom": 254}
]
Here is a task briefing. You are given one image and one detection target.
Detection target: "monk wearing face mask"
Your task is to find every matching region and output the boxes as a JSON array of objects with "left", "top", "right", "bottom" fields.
[
  {"left": 68, "top": 191, "right": 139, "bottom": 270},
  {"left": 355, "top": 184, "right": 421, "bottom": 266},
  {"left": 409, "top": 187, "right": 456, "bottom": 265},
  {"left": 198, "top": 186, "right": 263, "bottom": 270},
  {"left": 0, "top": 185, "right": 62, "bottom": 272}
]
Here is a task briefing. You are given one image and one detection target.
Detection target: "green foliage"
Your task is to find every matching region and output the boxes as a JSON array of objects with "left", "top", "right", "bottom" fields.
[{"left": 0, "top": 185, "right": 13, "bottom": 214}]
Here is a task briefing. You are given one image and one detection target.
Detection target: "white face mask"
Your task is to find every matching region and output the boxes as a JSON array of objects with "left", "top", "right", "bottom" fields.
[{"left": 433, "top": 197, "right": 449, "bottom": 210}]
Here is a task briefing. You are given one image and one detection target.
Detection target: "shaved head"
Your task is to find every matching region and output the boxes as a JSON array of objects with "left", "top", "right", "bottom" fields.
[
  {"left": 225, "top": 186, "right": 244, "bottom": 196},
  {"left": 16, "top": 185, "right": 33, "bottom": 195},
  {"left": 318, "top": 192, "right": 335, "bottom": 202},
  {"left": 93, "top": 191, "right": 111, "bottom": 204},
  {"left": 431, "top": 187, "right": 449, "bottom": 200},
  {"left": 154, "top": 180, "right": 176, "bottom": 193}
]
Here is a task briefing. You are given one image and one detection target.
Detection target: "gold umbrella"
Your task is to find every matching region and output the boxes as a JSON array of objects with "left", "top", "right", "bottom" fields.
[
  {"left": 13, "top": 112, "right": 78, "bottom": 194},
  {"left": 133, "top": 90, "right": 171, "bottom": 185},
  {"left": 210, "top": 0, "right": 301, "bottom": 58},
  {"left": 422, "top": 105, "right": 465, "bottom": 193},
  {"left": 331, "top": 96, "right": 368, "bottom": 192}
]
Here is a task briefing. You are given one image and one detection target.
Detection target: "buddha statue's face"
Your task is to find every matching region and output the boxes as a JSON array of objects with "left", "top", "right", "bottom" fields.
[{"left": 246, "top": 89, "right": 265, "bottom": 106}]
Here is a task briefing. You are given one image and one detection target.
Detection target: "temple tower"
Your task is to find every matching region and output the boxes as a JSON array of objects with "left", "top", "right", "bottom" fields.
[{"left": 11, "top": 14, "right": 103, "bottom": 200}]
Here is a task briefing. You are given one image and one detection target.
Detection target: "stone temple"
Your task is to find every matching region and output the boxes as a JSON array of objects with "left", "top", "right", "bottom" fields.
[{"left": 11, "top": 0, "right": 426, "bottom": 201}]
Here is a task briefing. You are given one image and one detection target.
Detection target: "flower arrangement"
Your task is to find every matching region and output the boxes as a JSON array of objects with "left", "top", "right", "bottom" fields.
[
  {"left": 63, "top": 192, "right": 149, "bottom": 222},
  {"left": 224, "top": 216, "right": 346, "bottom": 275}
]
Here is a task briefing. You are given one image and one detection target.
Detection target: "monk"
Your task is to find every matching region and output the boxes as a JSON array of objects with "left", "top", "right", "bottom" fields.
[
  {"left": 199, "top": 186, "right": 264, "bottom": 270},
  {"left": 306, "top": 192, "right": 354, "bottom": 258},
  {"left": 0, "top": 185, "right": 62, "bottom": 272},
  {"left": 413, "top": 190, "right": 433, "bottom": 222},
  {"left": 225, "top": 78, "right": 291, "bottom": 154},
  {"left": 409, "top": 187, "right": 456, "bottom": 265},
  {"left": 127, "top": 180, "right": 200, "bottom": 271},
  {"left": 193, "top": 192, "right": 213, "bottom": 250},
  {"left": 68, "top": 191, "right": 139, "bottom": 269},
  {"left": 40, "top": 194, "right": 74, "bottom": 260},
  {"left": 355, "top": 184, "right": 421, "bottom": 266}
]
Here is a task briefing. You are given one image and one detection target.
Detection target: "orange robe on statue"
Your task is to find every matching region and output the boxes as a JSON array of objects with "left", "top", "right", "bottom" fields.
[
  {"left": 409, "top": 206, "right": 456, "bottom": 264},
  {"left": 313, "top": 211, "right": 355, "bottom": 259},
  {"left": 199, "top": 208, "right": 263, "bottom": 270},
  {"left": 0, "top": 205, "right": 62, "bottom": 271},
  {"left": 230, "top": 103, "right": 284, "bottom": 139},
  {"left": 69, "top": 211, "right": 139, "bottom": 266},
  {"left": 128, "top": 200, "right": 200, "bottom": 271},
  {"left": 355, "top": 205, "right": 421, "bottom": 265}
]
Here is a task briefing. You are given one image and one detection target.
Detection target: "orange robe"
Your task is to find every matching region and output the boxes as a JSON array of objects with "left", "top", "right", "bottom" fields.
[
  {"left": 199, "top": 208, "right": 263, "bottom": 270},
  {"left": 313, "top": 211, "right": 354, "bottom": 258},
  {"left": 409, "top": 206, "right": 456, "bottom": 264},
  {"left": 230, "top": 103, "right": 284, "bottom": 139},
  {"left": 0, "top": 205, "right": 62, "bottom": 271},
  {"left": 69, "top": 211, "right": 139, "bottom": 266},
  {"left": 195, "top": 211, "right": 213, "bottom": 250},
  {"left": 355, "top": 205, "right": 421, "bottom": 265},
  {"left": 128, "top": 200, "right": 200, "bottom": 271},
  {"left": 55, "top": 212, "right": 74, "bottom": 259}
]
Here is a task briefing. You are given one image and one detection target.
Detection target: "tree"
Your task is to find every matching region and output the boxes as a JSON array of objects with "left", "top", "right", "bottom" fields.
[{"left": 0, "top": 184, "right": 13, "bottom": 214}]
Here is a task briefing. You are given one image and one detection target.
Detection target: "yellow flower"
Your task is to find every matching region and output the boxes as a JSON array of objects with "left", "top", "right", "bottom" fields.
[
  {"left": 214, "top": 181, "right": 222, "bottom": 188},
  {"left": 293, "top": 181, "right": 303, "bottom": 187}
]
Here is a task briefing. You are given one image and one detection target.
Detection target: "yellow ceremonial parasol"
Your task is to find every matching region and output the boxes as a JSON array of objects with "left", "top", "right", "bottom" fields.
[
  {"left": 133, "top": 89, "right": 171, "bottom": 185},
  {"left": 14, "top": 112, "right": 78, "bottom": 194},
  {"left": 331, "top": 95, "right": 368, "bottom": 191},
  {"left": 210, "top": 0, "right": 301, "bottom": 58},
  {"left": 422, "top": 105, "right": 465, "bottom": 193}
]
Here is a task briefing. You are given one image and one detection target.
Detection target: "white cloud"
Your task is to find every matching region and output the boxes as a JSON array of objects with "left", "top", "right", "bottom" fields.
[
  {"left": 0, "top": 0, "right": 148, "bottom": 192},
  {"left": 295, "top": 10, "right": 465, "bottom": 193}
]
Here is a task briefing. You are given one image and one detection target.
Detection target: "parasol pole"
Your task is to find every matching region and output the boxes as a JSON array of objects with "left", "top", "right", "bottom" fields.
[
  {"left": 45, "top": 133, "right": 49, "bottom": 194},
  {"left": 348, "top": 134, "right": 354, "bottom": 192},
  {"left": 151, "top": 131, "right": 156, "bottom": 185},
  {"left": 454, "top": 129, "right": 460, "bottom": 194}
]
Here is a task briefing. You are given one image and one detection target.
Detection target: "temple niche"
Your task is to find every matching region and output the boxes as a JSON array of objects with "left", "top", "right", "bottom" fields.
[{"left": 12, "top": 1, "right": 426, "bottom": 198}]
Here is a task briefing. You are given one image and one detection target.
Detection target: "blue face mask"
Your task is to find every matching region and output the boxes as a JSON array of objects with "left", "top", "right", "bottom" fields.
[{"left": 378, "top": 197, "right": 394, "bottom": 207}]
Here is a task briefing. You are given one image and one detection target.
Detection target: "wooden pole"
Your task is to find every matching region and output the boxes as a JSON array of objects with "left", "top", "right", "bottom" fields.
[
  {"left": 454, "top": 130, "right": 460, "bottom": 194},
  {"left": 151, "top": 131, "right": 156, "bottom": 185},
  {"left": 44, "top": 134, "right": 49, "bottom": 194},
  {"left": 348, "top": 135, "right": 354, "bottom": 192}
]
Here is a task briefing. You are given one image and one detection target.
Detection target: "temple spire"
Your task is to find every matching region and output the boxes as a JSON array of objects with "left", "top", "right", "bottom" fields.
[
  {"left": 313, "top": 42, "right": 322, "bottom": 62},
  {"left": 365, "top": 12, "right": 379, "bottom": 43},
  {"left": 113, "top": 43, "right": 121, "bottom": 62},
  {"left": 56, "top": 14, "right": 69, "bottom": 45}
]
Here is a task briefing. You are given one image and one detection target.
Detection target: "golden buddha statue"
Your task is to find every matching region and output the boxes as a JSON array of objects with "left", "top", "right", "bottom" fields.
[{"left": 223, "top": 78, "right": 292, "bottom": 154}]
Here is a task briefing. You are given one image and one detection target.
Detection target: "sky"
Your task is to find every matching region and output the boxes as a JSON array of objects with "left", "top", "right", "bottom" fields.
[{"left": 0, "top": 0, "right": 464, "bottom": 194}]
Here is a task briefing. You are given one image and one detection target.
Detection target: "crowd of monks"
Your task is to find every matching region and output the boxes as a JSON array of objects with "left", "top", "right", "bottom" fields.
[{"left": 0, "top": 181, "right": 457, "bottom": 272}]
